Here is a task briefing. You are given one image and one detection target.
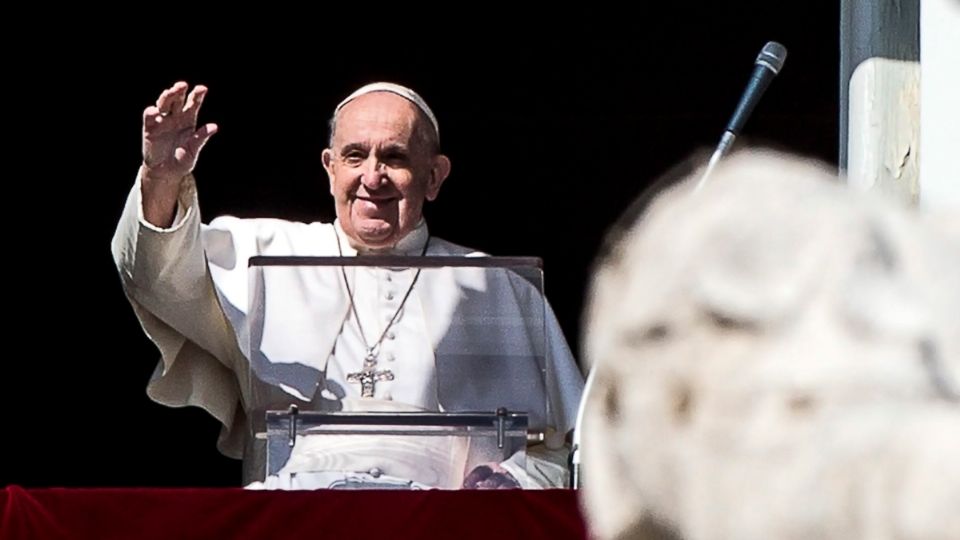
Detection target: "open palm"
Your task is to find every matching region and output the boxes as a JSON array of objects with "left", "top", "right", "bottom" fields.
[{"left": 142, "top": 82, "right": 217, "bottom": 182}]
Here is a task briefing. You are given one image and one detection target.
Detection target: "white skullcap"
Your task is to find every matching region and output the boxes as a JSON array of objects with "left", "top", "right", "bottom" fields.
[{"left": 334, "top": 82, "right": 440, "bottom": 141}]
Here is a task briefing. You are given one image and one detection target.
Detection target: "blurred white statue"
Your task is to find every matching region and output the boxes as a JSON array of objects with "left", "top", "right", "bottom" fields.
[{"left": 581, "top": 150, "right": 960, "bottom": 540}]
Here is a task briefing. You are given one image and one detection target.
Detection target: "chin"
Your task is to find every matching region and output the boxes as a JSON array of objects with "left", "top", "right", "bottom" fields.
[
  {"left": 355, "top": 226, "right": 397, "bottom": 248},
  {"left": 357, "top": 237, "right": 394, "bottom": 250}
]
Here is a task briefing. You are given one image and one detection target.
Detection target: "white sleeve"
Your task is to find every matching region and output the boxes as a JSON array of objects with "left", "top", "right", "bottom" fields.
[{"left": 111, "top": 170, "right": 247, "bottom": 458}]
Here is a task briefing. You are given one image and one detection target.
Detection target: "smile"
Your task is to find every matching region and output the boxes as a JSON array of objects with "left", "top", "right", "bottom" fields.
[{"left": 355, "top": 195, "right": 397, "bottom": 204}]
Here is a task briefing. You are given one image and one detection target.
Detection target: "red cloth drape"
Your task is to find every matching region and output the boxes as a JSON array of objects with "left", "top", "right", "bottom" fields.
[{"left": 1, "top": 486, "right": 589, "bottom": 540}]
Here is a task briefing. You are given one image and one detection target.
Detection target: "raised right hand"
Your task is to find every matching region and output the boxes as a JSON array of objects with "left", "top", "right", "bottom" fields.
[
  {"left": 142, "top": 81, "right": 218, "bottom": 183},
  {"left": 140, "top": 82, "right": 218, "bottom": 227}
]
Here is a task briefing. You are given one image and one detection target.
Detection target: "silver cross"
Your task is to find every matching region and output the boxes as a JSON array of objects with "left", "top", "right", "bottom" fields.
[{"left": 346, "top": 359, "right": 395, "bottom": 398}]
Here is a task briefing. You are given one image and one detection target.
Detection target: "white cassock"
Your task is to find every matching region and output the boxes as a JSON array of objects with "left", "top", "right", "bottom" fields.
[{"left": 112, "top": 173, "right": 584, "bottom": 488}]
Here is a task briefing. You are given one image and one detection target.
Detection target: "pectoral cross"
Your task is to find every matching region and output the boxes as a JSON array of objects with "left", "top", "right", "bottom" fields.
[{"left": 346, "top": 356, "right": 394, "bottom": 398}]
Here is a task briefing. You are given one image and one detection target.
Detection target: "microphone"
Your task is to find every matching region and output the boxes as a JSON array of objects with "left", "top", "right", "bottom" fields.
[
  {"left": 696, "top": 41, "right": 788, "bottom": 191},
  {"left": 569, "top": 43, "right": 789, "bottom": 489}
]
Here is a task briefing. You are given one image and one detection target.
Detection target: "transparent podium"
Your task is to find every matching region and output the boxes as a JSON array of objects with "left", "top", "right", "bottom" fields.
[{"left": 246, "top": 255, "right": 555, "bottom": 489}]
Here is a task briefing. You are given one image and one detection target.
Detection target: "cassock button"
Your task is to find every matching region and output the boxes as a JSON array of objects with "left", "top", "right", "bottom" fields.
[
  {"left": 385, "top": 291, "right": 395, "bottom": 301},
  {"left": 387, "top": 331, "right": 396, "bottom": 340},
  {"left": 385, "top": 352, "right": 396, "bottom": 362}
]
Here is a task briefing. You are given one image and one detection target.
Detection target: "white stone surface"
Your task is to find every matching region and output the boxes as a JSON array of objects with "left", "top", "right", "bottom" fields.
[{"left": 582, "top": 151, "right": 960, "bottom": 540}]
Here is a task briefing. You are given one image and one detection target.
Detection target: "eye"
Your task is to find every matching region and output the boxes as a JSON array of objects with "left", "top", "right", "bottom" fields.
[
  {"left": 342, "top": 151, "right": 365, "bottom": 166},
  {"left": 382, "top": 151, "right": 409, "bottom": 166}
]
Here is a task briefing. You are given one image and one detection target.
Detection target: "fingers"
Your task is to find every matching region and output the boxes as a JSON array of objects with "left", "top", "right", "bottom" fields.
[
  {"left": 462, "top": 465, "right": 493, "bottom": 489},
  {"left": 156, "top": 81, "right": 189, "bottom": 117},
  {"left": 470, "top": 472, "right": 519, "bottom": 490},
  {"left": 462, "top": 463, "right": 521, "bottom": 489},
  {"left": 143, "top": 105, "right": 162, "bottom": 128},
  {"left": 189, "top": 122, "right": 218, "bottom": 154},
  {"left": 478, "top": 473, "right": 520, "bottom": 489},
  {"left": 174, "top": 123, "right": 219, "bottom": 165},
  {"left": 147, "top": 83, "right": 210, "bottom": 132},
  {"left": 183, "top": 85, "right": 209, "bottom": 125}
]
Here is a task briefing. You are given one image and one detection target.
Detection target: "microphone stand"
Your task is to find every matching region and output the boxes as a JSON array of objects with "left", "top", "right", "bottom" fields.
[
  {"left": 568, "top": 368, "right": 596, "bottom": 488},
  {"left": 694, "top": 131, "right": 736, "bottom": 192},
  {"left": 570, "top": 41, "right": 787, "bottom": 488}
]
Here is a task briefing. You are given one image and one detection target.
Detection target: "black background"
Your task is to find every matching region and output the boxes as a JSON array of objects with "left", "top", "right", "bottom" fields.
[{"left": 5, "top": 5, "right": 838, "bottom": 487}]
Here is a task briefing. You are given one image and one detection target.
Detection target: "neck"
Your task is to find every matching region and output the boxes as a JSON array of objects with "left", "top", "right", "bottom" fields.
[{"left": 335, "top": 219, "right": 429, "bottom": 256}]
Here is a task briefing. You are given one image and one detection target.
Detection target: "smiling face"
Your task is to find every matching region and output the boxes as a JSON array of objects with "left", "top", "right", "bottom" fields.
[{"left": 322, "top": 92, "right": 451, "bottom": 251}]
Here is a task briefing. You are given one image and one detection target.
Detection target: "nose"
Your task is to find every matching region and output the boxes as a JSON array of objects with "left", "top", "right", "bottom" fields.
[{"left": 360, "top": 157, "right": 388, "bottom": 190}]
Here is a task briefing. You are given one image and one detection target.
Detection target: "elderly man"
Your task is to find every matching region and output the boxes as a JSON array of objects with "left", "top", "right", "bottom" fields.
[{"left": 112, "top": 81, "right": 583, "bottom": 488}]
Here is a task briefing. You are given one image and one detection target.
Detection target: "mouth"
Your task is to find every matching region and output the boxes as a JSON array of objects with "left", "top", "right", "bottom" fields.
[
  {"left": 356, "top": 195, "right": 397, "bottom": 203},
  {"left": 353, "top": 195, "right": 398, "bottom": 216},
  {"left": 354, "top": 193, "right": 399, "bottom": 209}
]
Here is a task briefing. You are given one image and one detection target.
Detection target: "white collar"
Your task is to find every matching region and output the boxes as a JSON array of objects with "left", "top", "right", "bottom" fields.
[{"left": 333, "top": 219, "right": 430, "bottom": 256}]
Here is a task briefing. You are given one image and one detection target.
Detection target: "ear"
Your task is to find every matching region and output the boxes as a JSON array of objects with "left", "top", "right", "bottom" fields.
[
  {"left": 322, "top": 148, "right": 336, "bottom": 194},
  {"left": 425, "top": 154, "right": 451, "bottom": 201}
]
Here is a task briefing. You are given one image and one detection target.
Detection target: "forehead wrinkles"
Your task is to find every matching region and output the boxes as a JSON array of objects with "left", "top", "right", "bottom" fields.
[{"left": 334, "top": 96, "right": 419, "bottom": 149}]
